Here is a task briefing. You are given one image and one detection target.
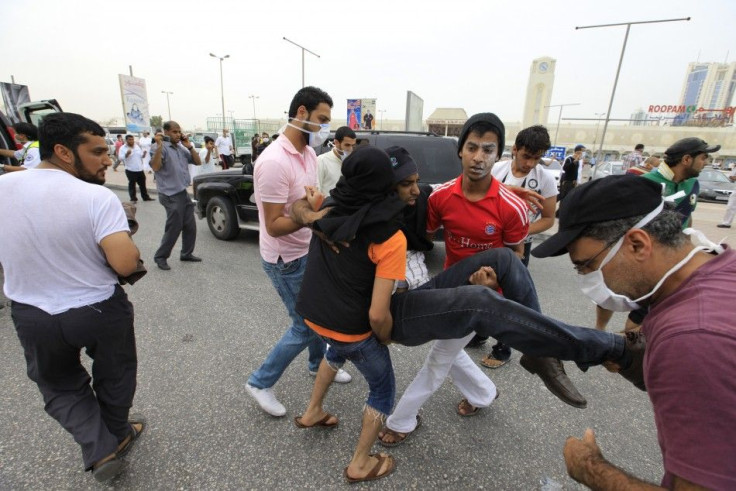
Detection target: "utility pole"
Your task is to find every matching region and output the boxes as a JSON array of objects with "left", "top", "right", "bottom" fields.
[
  {"left": 545, "top": 103, "right": 581, "bottom": 147},
  {"left": 282, "top": 37, "right": 320, "bottom": 87},
  {"left": 210, "top": 53, "right": 230, "bottom": 130},
  {"left": 161, "top": 91, "right": 173, "bottom": 120}
]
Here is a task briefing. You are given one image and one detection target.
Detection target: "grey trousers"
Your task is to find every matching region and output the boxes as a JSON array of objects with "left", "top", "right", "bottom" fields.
[
  {"left": 155, "top": 190, "right": 196, "bottom": 261},
  {"left": 11, "top": 286, "right": 137, "bottom": 469}
]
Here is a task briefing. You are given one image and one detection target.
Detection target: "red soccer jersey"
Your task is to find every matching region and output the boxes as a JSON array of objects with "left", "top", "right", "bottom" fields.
[{"left": 427, "top": 176, "right": 529, "bottom": 269}]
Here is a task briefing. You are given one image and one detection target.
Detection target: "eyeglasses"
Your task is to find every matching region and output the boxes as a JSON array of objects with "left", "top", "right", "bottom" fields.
[{"left": 573, "top": 236, "right": 623, "bottom": 275}]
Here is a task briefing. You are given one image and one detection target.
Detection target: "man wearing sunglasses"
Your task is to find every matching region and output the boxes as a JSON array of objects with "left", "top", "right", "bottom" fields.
[{"left": 532, "top": 175, "right": 735, "bottom": 490}]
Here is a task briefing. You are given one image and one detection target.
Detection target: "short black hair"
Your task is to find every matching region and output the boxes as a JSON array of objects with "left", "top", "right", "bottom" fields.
[
  {"left": 204, "top": 136, "right": 214, "bottom": 144},
  {"left": 335, "top": 126, "right": 356, "bottom": 142},
  {"left": 38, "top": 113, "right": 105, "bottom": 160},
  {"left": 514, "top": 125, "right": 551, "bottom": 154},
  {"left": 163, "top": 121, "right": 179, "bottom": 131},
  {"left": 13, "top": 122, "right": 38, "bottom": 140},
  {"left": 287, "top": 86, "right": 333, "bottom": 119},
  {"left": 635, "top": 143, "right": 645, "bottom": 151}
]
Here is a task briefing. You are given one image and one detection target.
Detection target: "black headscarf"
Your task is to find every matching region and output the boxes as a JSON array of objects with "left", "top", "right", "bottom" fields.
[{"left": 314, "top": 146, "right": 405, "bottom": 243}]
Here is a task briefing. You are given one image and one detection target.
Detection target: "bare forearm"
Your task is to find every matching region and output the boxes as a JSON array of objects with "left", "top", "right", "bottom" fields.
[
  {"left": 578, "top": 457, "right": 662, "bottom": 491},
  {"left": 189, "top": 147, "right": 201, "bottom": 165},
  {"left": 150, "top": 148, "right": 163, "bottom": 171},
  {"left": 528, "top": 217, "right": 555, "bottom": 236},
  {"left": 370, "top": 312, "right": 393, "bottom": 344}
]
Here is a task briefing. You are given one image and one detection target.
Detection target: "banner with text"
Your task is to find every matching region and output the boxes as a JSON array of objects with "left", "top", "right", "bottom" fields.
[{"left": 118, "top": 74, "right": 151, "bottom": 133}]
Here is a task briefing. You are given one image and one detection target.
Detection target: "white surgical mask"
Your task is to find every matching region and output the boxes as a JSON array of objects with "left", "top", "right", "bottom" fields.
[
  {"left": 287, "top": 118, "right": 330, "bottom": 147},
  {"left": 578, "top": 203, "right": 724, "bottom": 311},
  {"left": 338, "top": 148, "right": 351, "bottom": 160}
]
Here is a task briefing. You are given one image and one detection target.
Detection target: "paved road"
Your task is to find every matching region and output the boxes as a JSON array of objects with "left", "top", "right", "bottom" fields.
[{"left": 3, "top": 183, "right": 728, "bottom": 489}]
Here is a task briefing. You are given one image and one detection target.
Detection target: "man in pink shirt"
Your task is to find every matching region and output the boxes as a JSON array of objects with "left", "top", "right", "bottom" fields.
[
  {"left": 533, "top": 175, "right": 736, "bottom": 490},
  {"left": 245, "top": 87, "right": 351, "bottom": 417}
]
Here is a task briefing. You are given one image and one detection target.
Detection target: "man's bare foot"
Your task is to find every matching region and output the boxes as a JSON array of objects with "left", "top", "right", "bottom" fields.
[{"left": 345, "top": 453, "right": 395, "bottom": 482}]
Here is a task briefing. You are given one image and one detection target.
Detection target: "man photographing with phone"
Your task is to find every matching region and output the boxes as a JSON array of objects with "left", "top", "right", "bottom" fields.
[{"left": 150, "top": 120, "right": 202, "bottom": 271}]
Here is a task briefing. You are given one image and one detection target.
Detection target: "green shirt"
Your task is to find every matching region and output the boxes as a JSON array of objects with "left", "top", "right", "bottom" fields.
[{"left": 641, "top": 166, "right": 699, "bottom": 228}]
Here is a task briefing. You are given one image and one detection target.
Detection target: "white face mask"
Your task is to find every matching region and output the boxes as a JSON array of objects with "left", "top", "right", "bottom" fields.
[
  {"left": 287, "top": 118, "right": 330, "bottom": 147},
  {"left": 578, "top": 203, "right": 725, "bottom": 312}
]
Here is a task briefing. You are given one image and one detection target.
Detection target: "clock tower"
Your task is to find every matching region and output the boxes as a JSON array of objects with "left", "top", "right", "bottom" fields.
[{"left": 522, "top": 57, "right": 556, "bottom": 128}]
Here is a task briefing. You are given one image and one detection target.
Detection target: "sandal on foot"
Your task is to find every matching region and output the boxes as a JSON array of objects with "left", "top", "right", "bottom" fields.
[
  {"left": 378, "top": 415, "right": 422, "bottom": 447},
  {"left": 457, "top": 398, "right": 481, "bottom": 417},
  {"left": 480, "top": 355, "right": 508, "bottom": 369},
  {"left": 344, "top": 453, "right": 396, "bottom": 483},
  {"left": 294, "top": 413, "right": 338, "bottom": 428},
  {"left": 117, "top": 414, "right": 146, "bottom": 457}
]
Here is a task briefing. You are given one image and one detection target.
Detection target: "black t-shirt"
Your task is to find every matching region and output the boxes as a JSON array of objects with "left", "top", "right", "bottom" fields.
[{"left": 561, "top": 156, "right": 579, "bottom": 182}]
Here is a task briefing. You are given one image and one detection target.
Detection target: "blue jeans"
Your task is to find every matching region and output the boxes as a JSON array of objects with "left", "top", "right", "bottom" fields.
[
  {"left": 391, "top": 248, "right": 626, "bottom": 369},
  {"left": 248, "top": 256, "right": 325, "bottom": 389},
  {"left": 324, "top": 336, "right": 394, "bottom": 415}
]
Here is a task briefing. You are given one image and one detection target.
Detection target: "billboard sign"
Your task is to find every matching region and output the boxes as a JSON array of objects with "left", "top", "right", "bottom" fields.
[
  {"left": 347, "top": 98, "right": 378, "bottom": 130},
  {"left": 405, "top": 91, "right": 424, "bottom": 132},
  {"left": 0, "top": 82, "right": 31, "bottom": 123},
  {"left": 118, "top": 74, "right": 151, "bottom": 133},
  {"left": 545, "top": 146, "right": 566, "bottom": 161}
]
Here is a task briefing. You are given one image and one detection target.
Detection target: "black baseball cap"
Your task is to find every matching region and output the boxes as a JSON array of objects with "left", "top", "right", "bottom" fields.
[
  {"left": 385, "top": 146, "right": 419, "bottom": 184},
  {"left": 531, "top": 175, "right": 663, "bottom": 258},
  {"left": 665, "top": 137, "right": 720, "bottom": 161},
  {"left": 457, "top": 113, "right": 505, "bottom": 157}
]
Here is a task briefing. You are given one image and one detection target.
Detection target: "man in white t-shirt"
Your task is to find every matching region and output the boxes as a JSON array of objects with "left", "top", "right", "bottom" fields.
[
  {"left": 0, "top": 112, "right": 144, "bottom": 483},
  {"left": 316, "top": 126, "right": 356, "bottom": 193},
  {"left": 0, "top": 122, "right": 41, "bottom": 172},
  {"left": 215, "top": 128, "right": 234, "bottom": 170},
  {"left": 117, "top": 134, "right": 152, "bottom": 202},
  {"left": 492, "top": 125, "right": 558, "bottom": 266},
  {"left": 139, "top": 130, "right": 153, "bottom": 173},
  {"left": 197, "top": 136, "right": 218, "bottom": 175}
]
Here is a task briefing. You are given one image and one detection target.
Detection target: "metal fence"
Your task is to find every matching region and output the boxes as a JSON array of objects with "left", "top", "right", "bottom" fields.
[{"left": 206, "top": 118, "right": 281, "bottom": 158}]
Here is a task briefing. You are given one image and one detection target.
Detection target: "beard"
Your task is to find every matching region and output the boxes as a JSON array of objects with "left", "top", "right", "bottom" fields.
[{"left": 73, "top": 150, "right": 105, "bottom": 185}]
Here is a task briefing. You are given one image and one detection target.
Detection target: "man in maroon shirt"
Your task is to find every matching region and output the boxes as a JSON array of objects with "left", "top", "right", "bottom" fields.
[{"left": 533, "top": 175, "right": 736, "bottom": 490}]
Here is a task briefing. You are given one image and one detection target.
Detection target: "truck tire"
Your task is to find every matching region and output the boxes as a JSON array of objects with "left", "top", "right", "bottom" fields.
[{"left": 206, "top": 196, "right": 240, "bottom": 240}]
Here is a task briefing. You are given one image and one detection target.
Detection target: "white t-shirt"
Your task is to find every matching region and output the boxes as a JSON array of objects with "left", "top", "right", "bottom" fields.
[
  {"left": 13, "top": 141, "right": 41, "bottom": 169},
  {"left": 198, "top": 147, "right": 217, "bottom": 175},
  {"left": 118, "top": 144, "right": 144, "bottom": 171},
  {"left": 215, "top": 135, "right": 233, "bottom": 156},
  {"left": 316, "top": 149, "right": 343, "bottom": 194},
  {"left": 492, "top": 160, "right": 558, "bottom": 242},
  {"left": 0, "top": 169, "right": 129, "bottom": 314}
]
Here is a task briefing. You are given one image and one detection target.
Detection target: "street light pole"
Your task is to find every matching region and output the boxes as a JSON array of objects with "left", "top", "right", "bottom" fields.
[
  {"left": 592, "top": 112, "right": 606, "bottom": 156},
  {"left": 282, "top": 37, "right": 320, "bottom": 88},
  {"left": 545, "top": 103, "right": 581, "bottom": 147},
  {"left": 161, "top": 90, "right": 173, "bottom": 120},
  {"left": 210, "top": 52, "right": 230, "bottom": 130},
  {"left": 576, "top": 17, "right": 690, "bottom": 177},
  {"left": 378, "top": 110, "right": 386, "bottom": 130}
]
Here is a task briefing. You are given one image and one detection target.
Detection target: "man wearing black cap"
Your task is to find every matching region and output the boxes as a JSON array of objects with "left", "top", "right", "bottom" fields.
[
  {"left": 427, "top": 113, "right": 586, "bottom": 409},
  {"left": 642, "top": 137, "right": 720, "bottom": 228},
  {"left": 532, "top": 175, "right": 736, "bottom": 490}
]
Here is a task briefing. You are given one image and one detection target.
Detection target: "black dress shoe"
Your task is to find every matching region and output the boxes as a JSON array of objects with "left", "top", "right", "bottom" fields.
[
  {"left": 180, "top": 254, "right": 202, "bottom": 262},
  {"left": 520, "top": 355, "right": 587, "bottom": 408},
  {"left": 130, "top": 199, "right": 138, "bottom": 203},
  {"left": 617, "top": 331, "right": 646, "bottom": 391},
  {"left": 142, "top": 197, "right": 155, "bottom": 201},
  {"left": 155, "top": 260, "right": 171, "bottom": 270}
]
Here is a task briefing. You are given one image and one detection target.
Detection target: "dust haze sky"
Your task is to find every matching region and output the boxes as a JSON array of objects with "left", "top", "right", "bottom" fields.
[{"left": 2, "top": 0, "right": 735, "bottom": 129}]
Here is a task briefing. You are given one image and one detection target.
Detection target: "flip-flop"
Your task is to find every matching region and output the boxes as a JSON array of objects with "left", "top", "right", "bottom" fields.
[
  {"left": 294, "top": 413, "right": 339, "bottom": 429},
  {"left": 344, "top": 453, "right": 396, "bottom": 484},
  {"left": 117, "top": 414, "right": 146, "bottom": 457},
  {"left": 480, "top": 355, "right": 509, "bottom": 369},
  {"left": 457, "top": 389, "right": 500, "bottom": 417},
  {"left": 378, "top": 415, "right": 422, "bottom": 447}
]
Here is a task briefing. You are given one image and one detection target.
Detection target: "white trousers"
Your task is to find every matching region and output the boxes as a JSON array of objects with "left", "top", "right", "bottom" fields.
[
  {"left": 386, "top": 332, "right": 497, "bottom": 433},
  {"left": 721, "top": 192, "right": 736, "bottom": 225}
]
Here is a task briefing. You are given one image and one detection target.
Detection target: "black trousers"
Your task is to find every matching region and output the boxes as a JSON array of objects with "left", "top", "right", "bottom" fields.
[
  {"left": 11, "top": 285, "right": 137, "bottom": 470},
  {"left": 154, "top": 190, "right": 196, "bottom": 261},
  {"left": 125, "top": 170, "right": 150, "bottom": 201},
  {"left": 558, "top": 180, "right": 576, "bottom": 202}
]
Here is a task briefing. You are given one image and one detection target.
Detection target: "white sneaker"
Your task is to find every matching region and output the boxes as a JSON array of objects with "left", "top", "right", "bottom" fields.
[
  {"left": 245, "top": 384, "right": 286, "bottom": 417},
  {"left": 309, "top": 368, "right": 352, "bottom": 384}
]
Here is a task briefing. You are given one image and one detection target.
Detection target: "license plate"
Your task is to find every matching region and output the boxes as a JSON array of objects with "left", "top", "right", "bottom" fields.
[{"left": 716, "top": 195, "right": 728, "bottom": 201}]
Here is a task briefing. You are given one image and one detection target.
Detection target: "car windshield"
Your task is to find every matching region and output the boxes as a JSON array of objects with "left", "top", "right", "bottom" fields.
[
  {"left": 545, "top": 161, "right": 562, "bottom": 170},
  {"left": 379, "top": 135, "right": 461, "bottom": 184},
  {"left": 700, "top": 169, "right": 730, "bottom": 183}
]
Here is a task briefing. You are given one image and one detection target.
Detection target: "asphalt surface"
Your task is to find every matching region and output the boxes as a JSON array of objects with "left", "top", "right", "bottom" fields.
[{"left": 1, "top": 178, "right": 730, "bottom": 489}]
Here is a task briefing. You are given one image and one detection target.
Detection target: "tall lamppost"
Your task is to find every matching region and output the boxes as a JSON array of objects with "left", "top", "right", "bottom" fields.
[
  {"left": 378, "top": 110, "right": 386, "bottom": 130},
  {"left": 249, "top": 95, "right": 260, "bottom": 133},
  {"left": 282, "top": 37, "right": 320, "bottom": 87},
  {"left": 545, "top": 103, "right": 581, "bottom": 147},
  {"left": 161, "top": 90, "right": 173, "bottom": 120},
  {"left": 209, "top": 52, "right": 230, "bottom": 130},
  {"left": 592, "top": 112, "right": 606, "bottom": 162},
  {"left": 576, "top": 17, "right": 690, "bottom": 177}
]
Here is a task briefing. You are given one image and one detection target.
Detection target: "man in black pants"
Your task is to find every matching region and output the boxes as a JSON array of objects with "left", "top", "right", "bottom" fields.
[
  {"left": 150, "top": 121, "right": 202, "bottom": 270},
  {"left": 559, "top": 144, "right": 585, "bottom": 202},
  {"left": 118, "top": 134, "right": 152, "bottom": 202},
  {"left": 0, "top": 113, "right": 145, "bottom": 482}
]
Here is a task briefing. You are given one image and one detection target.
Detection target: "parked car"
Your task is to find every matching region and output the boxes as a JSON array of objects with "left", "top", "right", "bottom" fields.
[
  {"left": 538, "top": 157, "right": 561, "bottom": 189},
  {"left": 697, "top": 168, "right": 736, "bottom": 202},
  {"left": 591, "top": 160, "right": 625, "bottom": 180},
  {"left": 193, "top": 131, "right": 460, "bottom": 240}
]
